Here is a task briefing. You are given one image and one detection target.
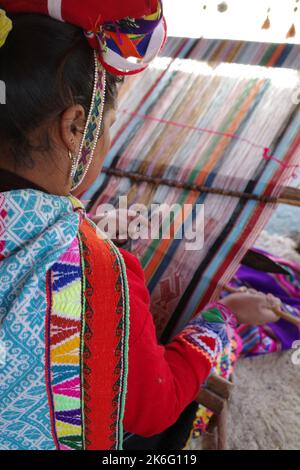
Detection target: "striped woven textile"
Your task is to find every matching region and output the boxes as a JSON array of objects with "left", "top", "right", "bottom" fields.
[{"left": 86, "top": 37, "right": 300, "bottom": 341}]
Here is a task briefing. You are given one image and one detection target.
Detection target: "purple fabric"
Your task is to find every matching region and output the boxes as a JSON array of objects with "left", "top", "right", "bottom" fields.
[{"left": 234, "top": 249, "right": 300, "bottom": 354}]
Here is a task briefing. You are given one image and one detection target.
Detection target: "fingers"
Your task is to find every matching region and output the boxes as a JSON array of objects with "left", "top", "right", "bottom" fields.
[
  {"left": 260, "top": 307, "right": 281, "bottom": 324},
  {"left": 239, "top": 288, "right": 281, "bottom": 309},
  {"left": 265, "top": 293, "right": 282, "bottom": 311},
  {"left": 223, "top": 285, "right": 247, "bottom": 294},
  {"left": 239, "top": 286, "right": 247, "bottom": 293},
  {"left": 91, "top": 209, "right": 150, "bottom": 243},
  {"left": 246, "top": 288, "right": 264, "bottom": 297}
]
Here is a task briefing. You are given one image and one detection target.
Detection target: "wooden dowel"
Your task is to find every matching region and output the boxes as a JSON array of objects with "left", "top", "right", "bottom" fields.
[
  {"left": 196, "top": 388, "right": 227, "bottom": 415},
  {"left": 278, "top": 186, "right": 300, "bottom": 207},
  {"left": 273, "top": 308, "right": 300, "bottom": 327},
  {"left": 202, "top": 420, "right": 218, "bottom": 451},
  {"left": 101, "top": 167, "right": 300, "bottom": 208},
  {"left": 205, "top": 374, "right": 234, "bottom": 400},
  {"left": 278, "top": 198, "right": 300, "bottom": 207},
  {"left": 217, "top": 401, "right": 228, "bottom": 450}
]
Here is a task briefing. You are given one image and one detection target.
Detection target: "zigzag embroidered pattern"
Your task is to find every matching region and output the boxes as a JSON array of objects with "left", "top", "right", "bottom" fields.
[{"left": 47, "top": 238, "right": 84, "bottom": 451}]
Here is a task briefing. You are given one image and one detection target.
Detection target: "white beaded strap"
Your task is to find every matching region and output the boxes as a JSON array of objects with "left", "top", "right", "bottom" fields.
[{"left": 71, "top": 52, "right": 106, "bottom": 192}]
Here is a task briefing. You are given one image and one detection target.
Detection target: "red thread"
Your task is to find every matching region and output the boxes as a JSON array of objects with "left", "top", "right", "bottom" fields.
[
  {"left": 121, "top": 109, "right": 300, "bottom": 173},
  {"left": 263, "top": 147, "right": 271, "bottom": 159}
]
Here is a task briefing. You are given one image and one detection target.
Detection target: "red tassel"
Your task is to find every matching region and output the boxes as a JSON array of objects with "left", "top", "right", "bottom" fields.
[{"left": 263, "top": 147, "right": 271, "bottom": 160}]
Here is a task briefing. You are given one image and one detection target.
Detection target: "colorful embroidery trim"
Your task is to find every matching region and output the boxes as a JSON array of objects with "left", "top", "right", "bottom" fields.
[{"left": 46, "top": 237, "right": 84, "bottom": 450}]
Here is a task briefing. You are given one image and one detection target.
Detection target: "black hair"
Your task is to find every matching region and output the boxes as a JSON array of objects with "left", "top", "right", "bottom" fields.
[{"left": 0, "top": 13, "right": 120, "bottom": 167}]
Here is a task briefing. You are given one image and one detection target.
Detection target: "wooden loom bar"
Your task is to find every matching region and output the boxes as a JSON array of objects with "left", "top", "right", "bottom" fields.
[
  {"left": 196, "top": 388, "right": 227, "bottom": 415},
  {"left": 279, "top": 187, "right": 300, "bottom": 207},
  {"left": 273, "top": 308, "right": 300, "bottom": 327},
  {"left": 101, "top": 167, "right": 300, "bottom": 207},
  {"left": 206, "top": 374, "right": 234, "bottom": 400}
]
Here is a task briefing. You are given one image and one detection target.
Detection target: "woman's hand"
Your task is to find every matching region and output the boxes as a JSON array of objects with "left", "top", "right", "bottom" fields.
[
  {"left": 220, "top": 289, "right": 281, "bottom": 325},
  {"left": 90, "top": 209, "right": 149, "bottom": 246}
]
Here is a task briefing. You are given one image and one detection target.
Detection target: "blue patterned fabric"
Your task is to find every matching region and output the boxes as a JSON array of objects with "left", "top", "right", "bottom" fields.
[
  {"left": 183, "top": 303, "right": 238, "bottom": 379},
  {"left": 0, "top": 190, "right": 81, "bottom": 449},
  {"left": 189, "top": 303, "right": 237, "bottom": 350}
]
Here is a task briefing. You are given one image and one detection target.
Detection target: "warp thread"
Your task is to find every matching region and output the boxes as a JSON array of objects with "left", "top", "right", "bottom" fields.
[{"left": 121, "top": 109, "right": 300, "bottom": 175}]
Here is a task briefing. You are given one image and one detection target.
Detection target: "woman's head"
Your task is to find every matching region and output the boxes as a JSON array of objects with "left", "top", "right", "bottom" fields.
[{"left": 0, "top": 13, "right": 120, "bottom": 195}]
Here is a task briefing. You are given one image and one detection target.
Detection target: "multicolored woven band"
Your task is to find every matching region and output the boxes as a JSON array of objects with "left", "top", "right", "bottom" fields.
[{"left": 71, "top": 54, "right": 106, "bottom": 192}]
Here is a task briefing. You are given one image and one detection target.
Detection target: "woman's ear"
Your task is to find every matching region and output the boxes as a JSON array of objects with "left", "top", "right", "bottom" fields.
[{"left": 60, "top": 104, "right": 86, "bottom": 154}]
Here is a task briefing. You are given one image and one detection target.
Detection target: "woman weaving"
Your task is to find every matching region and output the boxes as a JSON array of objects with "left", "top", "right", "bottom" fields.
[{"left": 0, "top": 1, "right": 291, "bottom": 450}]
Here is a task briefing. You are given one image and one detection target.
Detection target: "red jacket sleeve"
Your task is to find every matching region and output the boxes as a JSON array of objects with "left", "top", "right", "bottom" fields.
[{"left": 120, "top": 249, "right": 217, "bottom": 437}]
